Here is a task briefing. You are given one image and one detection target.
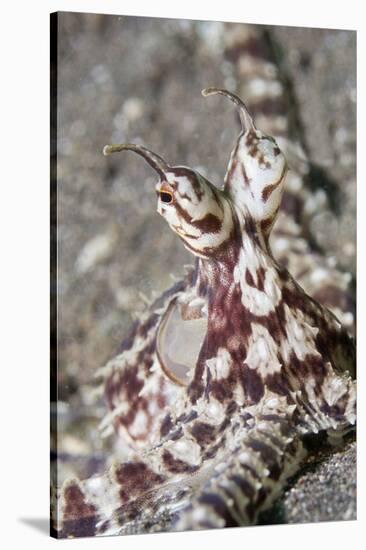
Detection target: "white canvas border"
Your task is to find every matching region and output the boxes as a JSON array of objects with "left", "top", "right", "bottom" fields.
[{"left": 1, "top": 1, "right": 364, "bottom": 548}]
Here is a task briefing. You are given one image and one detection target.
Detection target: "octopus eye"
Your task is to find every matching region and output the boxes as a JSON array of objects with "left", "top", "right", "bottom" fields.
[{"left": 159, "top": 190, "right": 173, "bottom": 204}]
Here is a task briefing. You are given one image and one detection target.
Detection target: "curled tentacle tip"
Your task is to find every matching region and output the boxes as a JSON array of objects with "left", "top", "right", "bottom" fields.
[
  {"left": 102, "top": 142, "right": 170, "bottom": 176},
  {"left": 201, "top": 87, "right": 217, "bottom": 97},
  {"left": 201, "top": 87, "right": 256, "bottom": 133},
  {"left": 102, "top": 143, "right": 135, "bottom": 156},
  {"left": 202, "top": 87, "right": 233, "bottom": 98}
]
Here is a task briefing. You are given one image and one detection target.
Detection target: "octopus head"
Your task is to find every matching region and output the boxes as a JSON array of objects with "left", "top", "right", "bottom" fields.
[
  {"left": 202, "top": 87, "right": 288, "bottom": 227},
  {"left": 103, "top": 143, "right": 235, "bottom": 260}
]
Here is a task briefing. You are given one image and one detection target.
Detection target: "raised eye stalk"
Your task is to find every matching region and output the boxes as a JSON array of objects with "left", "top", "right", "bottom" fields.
[
  {"left": 202, "top": 87, "right": 256, "bottom": 133},
  {"left": 103, "top": 143, "right": 170, "bottom": 179}
]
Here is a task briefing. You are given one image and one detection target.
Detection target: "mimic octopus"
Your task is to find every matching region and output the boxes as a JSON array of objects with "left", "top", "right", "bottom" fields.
[{"left": 53, "top": 85, "right": 356, "bottom": 537}]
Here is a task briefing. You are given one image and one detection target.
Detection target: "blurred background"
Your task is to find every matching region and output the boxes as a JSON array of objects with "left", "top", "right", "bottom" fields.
[{"left": 52, "top": 12, "right": 356, "bottom": 521}]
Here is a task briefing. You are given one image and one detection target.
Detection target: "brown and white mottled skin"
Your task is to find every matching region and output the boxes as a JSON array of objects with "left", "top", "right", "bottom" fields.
[
  {"left": 52, "top": 79, "right": 356, "bottom": 538},
  {"left": 223, "top": 25, "right": 355, "bottom": 333},
  {"left": 52, "top": 25, "right": 356, "bottom": 536}
]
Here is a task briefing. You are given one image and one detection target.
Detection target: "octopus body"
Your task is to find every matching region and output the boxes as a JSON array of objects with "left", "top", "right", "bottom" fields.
[{"left": 53, "top": 83, "right": 356, "bottom": 538}]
